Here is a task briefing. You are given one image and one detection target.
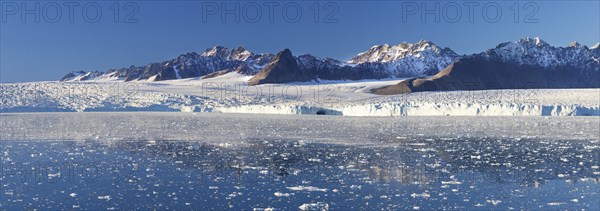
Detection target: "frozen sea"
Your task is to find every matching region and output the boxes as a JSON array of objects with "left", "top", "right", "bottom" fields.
[{"left": 1, "top": 113, "right": 599, "bottom": 210}]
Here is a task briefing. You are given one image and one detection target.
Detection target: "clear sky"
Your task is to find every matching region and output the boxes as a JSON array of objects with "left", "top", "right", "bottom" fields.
[{"left": 1, "top": 1, "right": 599, "bottom": 82}]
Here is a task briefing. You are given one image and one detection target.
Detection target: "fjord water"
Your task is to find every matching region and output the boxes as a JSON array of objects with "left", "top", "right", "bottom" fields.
[{"left": 1, "top": 138, "right": 599, "bottom": 210}]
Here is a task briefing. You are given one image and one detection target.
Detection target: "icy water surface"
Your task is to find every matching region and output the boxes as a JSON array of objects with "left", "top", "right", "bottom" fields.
[{"left": 1, "top": 138, "right": 599, "bottom": 210}]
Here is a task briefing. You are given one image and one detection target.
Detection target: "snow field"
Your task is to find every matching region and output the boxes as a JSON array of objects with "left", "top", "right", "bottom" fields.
[{"left": 1, "top": 74, "right": 599, "bottom": 116}]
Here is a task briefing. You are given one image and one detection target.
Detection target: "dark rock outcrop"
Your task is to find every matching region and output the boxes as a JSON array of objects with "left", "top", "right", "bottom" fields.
[
  {"left": 248, "top": 49, "right": 312, "bottom": 85},
  {"left": 153, "top": 66, "right": 177, "bottom": 81}
]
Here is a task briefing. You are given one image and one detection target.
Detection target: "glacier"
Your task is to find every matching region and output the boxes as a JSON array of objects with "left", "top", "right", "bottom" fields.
[{"left": 1, "top": 74, "right": 598, "bottom": 116}]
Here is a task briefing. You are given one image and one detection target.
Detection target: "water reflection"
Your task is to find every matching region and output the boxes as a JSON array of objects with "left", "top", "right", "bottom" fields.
[{"left": 1, "top": 138, "right": 599, "bottom": 210}]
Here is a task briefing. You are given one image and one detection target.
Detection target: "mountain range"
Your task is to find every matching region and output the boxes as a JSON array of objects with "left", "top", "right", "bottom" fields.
[
  {"left": 373, "top": 37, "right": 600, "bottom": 94},
  {"left": 61, "top": 37, "right": 600, "bottom": 94},
  {"left": 60, "top": 39, "right": 461, "bottom": 82}
]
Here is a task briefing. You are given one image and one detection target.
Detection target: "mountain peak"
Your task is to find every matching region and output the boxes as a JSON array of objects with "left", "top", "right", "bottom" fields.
[
  {"left": 591, "top": 42, "right": 600, "bottom": 49},
  {"left": 229, "top": 46, "right": 253, "bottom": 61},
  {"left": 569, "top": 41, "right": 581, "bottom": 48},
  {"left": 280, "top": 48, "right": 293, "bottom": 56},
  {"left": 266, "top": 48, "right": 295, "bottom": 66},
  {"left": 518, "top": 36, "right": 548, "bottom": 47},
  {"left": 201, "top": 46, "right": 229, "bottom": 57},
  {"left": 248, "top": 48, "right": 311, "bottom": 85},
  {"left": 200, "top": 46, "right": 254, "bottom": 61},
  {"left": 417, "top": 39, "right": 435, "bottom": 46}
]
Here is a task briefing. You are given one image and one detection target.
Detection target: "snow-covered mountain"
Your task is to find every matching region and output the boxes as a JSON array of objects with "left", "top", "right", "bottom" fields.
[
  {"left": 60, "top": 41, "right": 460, "bottom": 82},
  {"left": 481, "top": 37, "right": 600, "bottom": 71},
  {"left": 61, "top": 37, "right": 599, "bottom": 84},
  {"left": 373, "top": 37, "right": 600, "bottom": 95},
  {"left": 61, "top": 46, "right": 275, "bottom": 82},
  {"left": 348, "top": 40, "right": 460, "bottom": 76}
]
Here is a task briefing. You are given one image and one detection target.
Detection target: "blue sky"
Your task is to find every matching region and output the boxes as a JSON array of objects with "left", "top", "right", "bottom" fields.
[{"left": 1, "top": 1, "right": 599, "bottom": 82}]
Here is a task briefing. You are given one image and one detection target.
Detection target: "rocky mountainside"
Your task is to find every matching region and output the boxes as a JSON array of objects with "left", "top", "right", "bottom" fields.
[
  {"left": 60, "top": 41, "right": 459, "bottom": 82},
  {"left": 248, "top": 49, "right": 397, "bottom": 85},
  {"left": 248, "top": 49, "right": 311, "bottom": 85},
  {"left": 372, "top": 37, "right": 600, "bottom": 95},
  {"left": 61, "top": 37, "right": 599, "bottom": 91}
]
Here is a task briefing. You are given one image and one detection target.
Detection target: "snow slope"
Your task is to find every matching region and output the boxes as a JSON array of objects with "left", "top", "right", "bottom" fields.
[{"left": 1, "top": 73, "right": 599, "bottom": 116}]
